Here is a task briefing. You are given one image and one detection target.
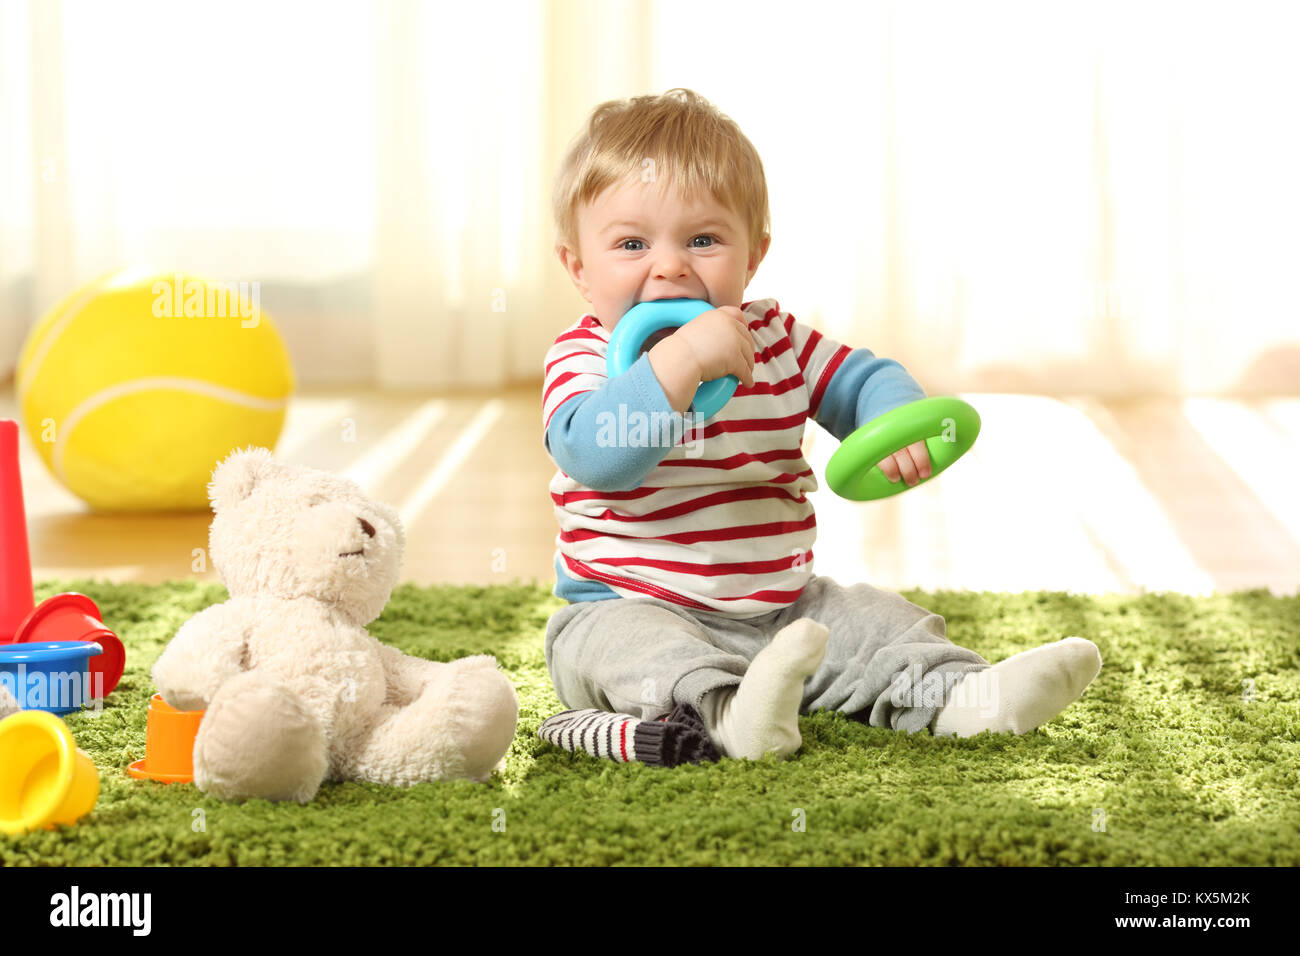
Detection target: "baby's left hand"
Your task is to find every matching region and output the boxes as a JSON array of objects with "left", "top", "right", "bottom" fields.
[{"left": 876, "top": 440, "right": 931, "bottom": 487}]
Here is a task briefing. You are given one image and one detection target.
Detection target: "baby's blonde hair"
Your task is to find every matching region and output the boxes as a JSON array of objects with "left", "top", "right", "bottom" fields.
[{"left": 552, "top": 88, "right": 770, "bottom": 257}]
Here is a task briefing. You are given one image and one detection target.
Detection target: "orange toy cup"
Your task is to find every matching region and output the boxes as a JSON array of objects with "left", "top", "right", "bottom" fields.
[{"left": 127, "top": 694, "right": 205, "bottom": 784}]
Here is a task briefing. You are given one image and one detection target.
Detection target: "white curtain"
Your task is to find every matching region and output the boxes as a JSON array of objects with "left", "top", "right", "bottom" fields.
[{"left": 2, "top": 0, "right": 1297, "bottom": 396}]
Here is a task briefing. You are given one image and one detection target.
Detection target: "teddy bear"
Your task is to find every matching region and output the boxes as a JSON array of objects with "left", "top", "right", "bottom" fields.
[{"left": 150, "top": 446, "right": 519, "bottom": 804}]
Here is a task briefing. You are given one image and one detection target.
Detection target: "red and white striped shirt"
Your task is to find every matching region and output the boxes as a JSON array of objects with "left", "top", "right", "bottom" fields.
[{"left": 542, "top": 298, "right": 855, "bottom": 620}]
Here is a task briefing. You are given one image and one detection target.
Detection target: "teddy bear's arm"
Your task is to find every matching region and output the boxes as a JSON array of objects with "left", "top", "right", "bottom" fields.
[
  {"left": 152, "top": 601, "right": 252, "bottom": 712},
  {"left": 374, "top": 640, "right": 432, "bottom": 707}
]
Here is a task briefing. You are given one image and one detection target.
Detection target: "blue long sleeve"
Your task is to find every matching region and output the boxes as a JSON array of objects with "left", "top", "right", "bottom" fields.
[
  {"left": 544, "top": 352, "right": 690, "bottom": 492},
  {"left": 812, "top": 348, "right": 927, "bottom": 441}
]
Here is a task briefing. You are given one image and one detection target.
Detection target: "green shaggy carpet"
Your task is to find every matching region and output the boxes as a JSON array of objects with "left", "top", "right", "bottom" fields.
[{"left": 2, "top": 579, "right": 1297, "bottom": 866}]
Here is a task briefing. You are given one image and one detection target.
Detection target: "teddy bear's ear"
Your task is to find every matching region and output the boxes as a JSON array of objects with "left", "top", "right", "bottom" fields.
[{"left": 208, "top": 446, "right": 276, "bottom": 512}]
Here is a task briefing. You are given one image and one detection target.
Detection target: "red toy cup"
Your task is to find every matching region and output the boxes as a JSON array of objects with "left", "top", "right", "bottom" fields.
[
  {"left": 0, "top": 420, "right": 125, "bottom": 700},
  {"left": 12, "top": 593, "right": 125, "bottom": 699}
]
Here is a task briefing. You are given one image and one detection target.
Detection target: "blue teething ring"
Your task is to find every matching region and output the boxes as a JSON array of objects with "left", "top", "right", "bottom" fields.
[{"left": 606, "top": 299, "right": 738, "bottom": 421}]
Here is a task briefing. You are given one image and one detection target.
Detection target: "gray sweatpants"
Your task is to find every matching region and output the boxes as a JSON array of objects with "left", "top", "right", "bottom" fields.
[{"left": 544, "top": 573, "right": 992, "bottom": 735}]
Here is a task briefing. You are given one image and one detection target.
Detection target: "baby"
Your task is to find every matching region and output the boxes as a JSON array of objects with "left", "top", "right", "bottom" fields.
[{"left": 541, "top": 88, "right": 1101, "bottom": 761}]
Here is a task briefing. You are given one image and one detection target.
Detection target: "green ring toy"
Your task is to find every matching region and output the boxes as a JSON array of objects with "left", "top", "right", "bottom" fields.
[{"left": 825, "top": 396, "right": 980, "bottom": 501}]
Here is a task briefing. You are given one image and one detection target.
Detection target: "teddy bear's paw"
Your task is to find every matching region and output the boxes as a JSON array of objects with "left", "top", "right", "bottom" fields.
[
  {"left": 350, "top": 665, "right": 519, "bottom": 785},
  {"left": 439, "top": 666, "right": 519, "bottom": 781},
  {"left": 193, "top": 670, "right": 328, "bottom": 804}
]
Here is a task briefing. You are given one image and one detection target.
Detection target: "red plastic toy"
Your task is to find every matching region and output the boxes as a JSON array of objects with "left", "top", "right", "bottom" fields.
[{"left": 0, "top": 419, "right": 125, "bottom": 699}]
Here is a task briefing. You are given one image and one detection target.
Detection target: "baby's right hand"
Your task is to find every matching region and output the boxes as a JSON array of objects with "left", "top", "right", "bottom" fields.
[{"left": 672, "top": 306, "right": 756, "bottom": 388}]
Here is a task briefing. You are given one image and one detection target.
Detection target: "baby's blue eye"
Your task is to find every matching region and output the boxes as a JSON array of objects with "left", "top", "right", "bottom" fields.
[{"left": 620, "top": 235, "right": 716, "bottom": 252}]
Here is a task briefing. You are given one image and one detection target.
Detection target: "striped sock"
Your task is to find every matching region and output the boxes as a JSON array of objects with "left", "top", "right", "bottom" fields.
[{"left": 537, "top": 703, "right": 720, "bottom": 767}]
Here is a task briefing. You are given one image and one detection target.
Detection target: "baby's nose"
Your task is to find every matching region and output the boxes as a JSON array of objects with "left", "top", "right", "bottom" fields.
[{"left": 652, "top": 251, "right": 689, "bottom": 278}]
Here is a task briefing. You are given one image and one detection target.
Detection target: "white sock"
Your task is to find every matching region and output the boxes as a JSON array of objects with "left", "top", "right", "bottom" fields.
[
  {"left": 930, "top": 636, "right": 1102, "bottom": 737},
  {"left": 701, "top": 617, "right": 830, "bottom": 760}
]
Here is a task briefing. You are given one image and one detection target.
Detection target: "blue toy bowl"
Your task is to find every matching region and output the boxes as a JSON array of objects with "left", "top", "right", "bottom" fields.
[{"left": 0, "top": 641, "right": 103, "bottom": 714}]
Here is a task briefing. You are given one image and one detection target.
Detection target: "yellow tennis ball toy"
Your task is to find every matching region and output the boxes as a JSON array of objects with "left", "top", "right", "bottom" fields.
[{"left": 14, "top": 268, "right": 295, "bottom": 511}]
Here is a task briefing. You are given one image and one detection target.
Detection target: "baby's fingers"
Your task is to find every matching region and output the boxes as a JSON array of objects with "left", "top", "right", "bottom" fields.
[
  {"left": 735, "top": 348, "right": 754, "bottom": 387},
  {"left": 734, "top": 330, "right": 755, "bottom": 386},
  {"left": 877, "top": 446, "right": 927, "bottom": 486},
  {"left": 907, "top": 440, "right": 932, "bottom": 479}
]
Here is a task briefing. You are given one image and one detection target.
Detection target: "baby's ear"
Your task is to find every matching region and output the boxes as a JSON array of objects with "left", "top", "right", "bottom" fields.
[{"left": 208, "top": 446, "right": 276, "bottom": 513}]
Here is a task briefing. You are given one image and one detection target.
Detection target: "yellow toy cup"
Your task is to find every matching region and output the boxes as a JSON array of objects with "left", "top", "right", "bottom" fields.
[
  {"left": 0, "top": 710, "right": 100, "bottom": 835},
  {"left": 127, "top": 693, "right": 205, "bottom": 783}
]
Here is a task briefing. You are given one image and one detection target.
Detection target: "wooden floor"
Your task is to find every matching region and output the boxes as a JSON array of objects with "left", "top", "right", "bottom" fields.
[{"left": 5, "top": 386, "right": 1299, "bottom": 597}]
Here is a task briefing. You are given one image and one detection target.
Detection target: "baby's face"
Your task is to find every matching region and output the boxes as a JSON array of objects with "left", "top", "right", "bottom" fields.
[{"left": 557, "top": 175, "right": 769, "bottom": 332}]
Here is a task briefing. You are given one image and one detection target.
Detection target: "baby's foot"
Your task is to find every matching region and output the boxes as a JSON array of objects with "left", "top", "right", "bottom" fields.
[
  {"left": 930, "top": 636, "right": 1102, "bottom": 737},
  {"left": 702, "top": 617, "right": 829, "bottom": 760}
]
